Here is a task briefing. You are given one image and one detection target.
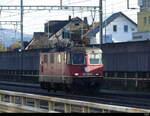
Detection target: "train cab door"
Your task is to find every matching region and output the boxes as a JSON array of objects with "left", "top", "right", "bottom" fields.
[
  {"left": 40, "top": 53, "right": 49, "bottom": 75},
  {"left": 49, "top": 53, "right": 55, "bottom": 76},
  {"left": 52, "top": 52, "right": 65, "bottom": 77},
  {"left": 43, "top": 54, "right": 49, "bottom": 75}
]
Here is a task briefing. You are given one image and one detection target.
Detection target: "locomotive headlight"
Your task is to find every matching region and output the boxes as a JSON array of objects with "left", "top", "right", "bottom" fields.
[
  {"left": 74, "top": 73, "right": 79, "bottom": 76},
  {"left": 85, "top": 67, "right": 90, "bottom": 72},
  {"left": 96, "top": 73, "right": 99, "bottom": 76}
]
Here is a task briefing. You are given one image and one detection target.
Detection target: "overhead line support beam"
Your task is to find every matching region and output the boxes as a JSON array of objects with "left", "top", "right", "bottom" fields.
[
  {"left": 0, "top": 5, "right": 99, "bottom": 11},
  {"left": 0, "top": 21, "right": 20, "bottom": 25}
]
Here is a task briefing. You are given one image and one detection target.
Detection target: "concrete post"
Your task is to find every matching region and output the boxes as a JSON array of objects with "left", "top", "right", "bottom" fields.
[
  {"left": 48, "top": 101, "right": 55, "bottom": 111},
  {"left": 34, "top": 99, "right": 40, "bottom": 108},
  {"left": 102, "top": 109, "right": 106, "bottom": 113},
  {"left": 82, "top": 106, "right": 90, "bottom": 113},
  {"left": 21, "top": 97, "right": 26, "bottom": 105},
  {"left": 64, "top": 104, "right": 71, "bottom": 113},
  {"left": 9, "top": 96, "right": 15, "bottom": 103}
]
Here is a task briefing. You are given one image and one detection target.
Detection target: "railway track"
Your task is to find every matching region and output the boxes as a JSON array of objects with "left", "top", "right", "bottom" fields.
[{"left": 0, "top": 81, "right": 150, "bottom": 110}]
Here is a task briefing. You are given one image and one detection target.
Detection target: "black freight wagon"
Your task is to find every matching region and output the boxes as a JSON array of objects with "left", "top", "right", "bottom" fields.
[
  {"left": 0, "top": 50, "right": 40, "bottom": 74},
  {"left": 101, "top": 40, "right": 150, "bottom": 78},
  {"left": 0, "top": 49, "right": 49, "bottom": 83},
  {"left": 100, "top": 41, "right": 150, "bottom": 93}
]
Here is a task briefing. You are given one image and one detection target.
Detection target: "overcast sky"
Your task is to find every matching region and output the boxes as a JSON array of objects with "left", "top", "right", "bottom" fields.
[{"left": 0, "top": 0, "right": 139, "bottom": 34}]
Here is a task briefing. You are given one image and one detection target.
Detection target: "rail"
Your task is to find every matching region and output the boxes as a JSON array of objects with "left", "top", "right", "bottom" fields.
[{"left": 0, "top": 90, "right": 150, "bottom": 113}]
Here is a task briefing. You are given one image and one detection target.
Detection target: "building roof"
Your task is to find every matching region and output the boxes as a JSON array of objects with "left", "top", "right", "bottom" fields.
[
  {"left": 87, "top": 12, "right": 137, "bottom": 37},
  {"left": 45, "top": 20, "right": 69, "bottom": 34},
  {"left": 25, "top": 17, "right": 85, "bottom": 50},
  {"left": 44, "top": 17, "right": 83, "bottom": 36}
]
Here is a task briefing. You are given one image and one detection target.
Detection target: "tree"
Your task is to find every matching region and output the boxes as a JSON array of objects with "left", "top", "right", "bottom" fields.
[
  {"left": 8, "top": 41, "right": 21, "bottom": 51},
  {"left": 0, "top": 42, "right": 7, "bottom": 51}
]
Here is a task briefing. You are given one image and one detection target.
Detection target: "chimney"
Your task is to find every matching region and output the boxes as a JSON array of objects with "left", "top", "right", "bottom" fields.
[
  {"left": 69, "top": 15, "right": 72, "bottom": 21},
  {"left": 84, "top": 17, "right": 88, "bottom": 24}
]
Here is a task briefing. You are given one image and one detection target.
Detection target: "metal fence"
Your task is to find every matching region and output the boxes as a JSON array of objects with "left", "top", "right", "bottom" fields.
[{"left": 0, "top": 90, "right": 150, "bottom": 113}]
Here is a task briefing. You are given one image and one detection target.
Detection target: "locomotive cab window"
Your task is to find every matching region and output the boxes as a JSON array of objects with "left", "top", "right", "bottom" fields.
[
  {"left": 50, "top": 54, "right": 54, "bottom": 64},
  {"left": 66, "top": 53, "right": 71, "bottom": 64},
  {"left": 58, "top": 54, "right": 62, "bottom": 64},
  {"left": 71, "top": 53, "right": 85, "bottom": 65},
  {"left": 44, "top": 55, "right": 48, "bottom": 63},
  {"left": 89, "top": 53, "right": 102, "bottom": 65}
]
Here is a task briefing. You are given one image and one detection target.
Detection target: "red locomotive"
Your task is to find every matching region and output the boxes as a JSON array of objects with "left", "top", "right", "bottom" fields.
[{"left": 39, "top": 47, "right": 103, "bottom": 94}]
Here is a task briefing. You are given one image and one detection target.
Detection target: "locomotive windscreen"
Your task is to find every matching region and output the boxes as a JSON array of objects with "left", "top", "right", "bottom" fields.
[
  {"left": 89, "top": 53, "right": 102, "bottom": 65},
  {"left": 71, "top": 53, "right": 85, "bottom": 65}
]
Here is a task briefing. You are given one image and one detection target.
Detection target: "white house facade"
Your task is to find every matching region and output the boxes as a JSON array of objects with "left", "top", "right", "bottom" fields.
[{"left": 88, "top": 12, "right": 137, "bottom": 44}]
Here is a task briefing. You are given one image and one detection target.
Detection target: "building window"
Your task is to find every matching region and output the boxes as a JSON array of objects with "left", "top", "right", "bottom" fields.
[
  {"left": 50, "top": 54, "right": 54, "bottom": 64},
  {"left": 58, "top": 54, "right": 62, "bottom": 64},
  {"left": 124, "top": 25, "right": 128, "bottom": 32},
  {"left": 144, "top": 17, "right": 147, "bottom": 25},
  {"left": 44, "top": 55, "right": 48, "bottom": 63},
  {"left": 113, "top": 25, "right": 117, "bottom": 32},
  {"left": 131, "top": 28, "right": 135, "bottom": 31},
  {"left": 75, "top": 23, "right": 80, "bottom": 26},
  {"left": 62, "top": 31, "right": 70, "bottom": 39}
]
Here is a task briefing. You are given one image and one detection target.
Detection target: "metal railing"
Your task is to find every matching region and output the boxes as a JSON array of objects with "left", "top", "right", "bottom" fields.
[{"left": 0, "top": 90, "right": 150, "bottom": 113}]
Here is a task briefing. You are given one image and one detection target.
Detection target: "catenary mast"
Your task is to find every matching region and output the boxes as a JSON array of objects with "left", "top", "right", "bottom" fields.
[{"left": 99, "top": 0, "right": 103, "bottom": 45}]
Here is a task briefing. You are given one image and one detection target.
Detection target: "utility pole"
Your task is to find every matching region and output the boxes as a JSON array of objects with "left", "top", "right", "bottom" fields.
[
  {"left": 60, "top": 0, "right": 63, "bottom": 9},
  {"left": 0, "top": 10, "right": 1, "bottom": 29},
  {"left": 99, "top": 0, "right": 103, "bottom": 45},
  {"left": 127, "top": 0, "right": 129, "bottom": 9},
  {"left": 20, "top": 0, "right": 23, "bottom": 75},
  {"left": 20, "top": 0, "right": 24, "bottom": 50}
]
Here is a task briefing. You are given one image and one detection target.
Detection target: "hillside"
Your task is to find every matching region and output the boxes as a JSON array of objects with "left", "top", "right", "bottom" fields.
[{"left": 0, "top": 28, "right": 33, "bottom": 47}]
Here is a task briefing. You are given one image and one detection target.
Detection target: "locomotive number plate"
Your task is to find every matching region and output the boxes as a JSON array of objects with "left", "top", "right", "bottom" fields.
[{"left": 82, "top": 73, "right": 93, "bottom": 76}]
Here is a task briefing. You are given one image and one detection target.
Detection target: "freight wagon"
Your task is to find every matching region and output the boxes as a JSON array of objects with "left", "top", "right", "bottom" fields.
[
  {"left": 0, "top": 49, "right": 49, "bottom": 83},
  {"left": 100, "top": 41, "right": 150, "bottom": 93},
  {"left": 102, "top": 40, "right": 150, "bottom": 78}
]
